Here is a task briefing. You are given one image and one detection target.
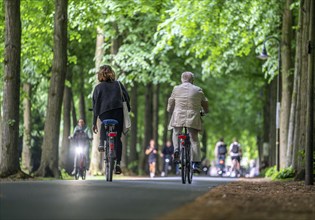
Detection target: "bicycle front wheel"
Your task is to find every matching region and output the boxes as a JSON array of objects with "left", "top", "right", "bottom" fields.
[
  {"left": 181, "top": 148, "right": 186, "bottom": 184},
  {"left": 187, "top": 146, "right": 193, "bottom": 184}
]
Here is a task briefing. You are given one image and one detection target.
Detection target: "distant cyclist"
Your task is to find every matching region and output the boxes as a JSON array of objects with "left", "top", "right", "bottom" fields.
[
  {"left": 167, "top": 72, "right": 209, "bottom": 173},
  {"left": 229, "top": 138, "right": 242, "bottom": 176},
  {"left": 145, "top": 139, "right": 158, "bottom": 178},
  {"left": 160, "top": 140, "right": 174, "bottom": 176},
  {"left": 214, "top": 137, "right": 227, "bottom": 160},
  {"left": 70, "top": 119, "right": 92, "bottom": 175}
]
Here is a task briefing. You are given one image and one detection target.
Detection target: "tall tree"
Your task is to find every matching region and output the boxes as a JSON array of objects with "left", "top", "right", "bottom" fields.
[
  {"left": 305, "top": 0, "right": 314, "bottom": 185},
  {"left": 293, "top": 0, "right": 311, "bottom": 178},
  {"left": 153, "top": 83, "right": 160, "bottom": 171},
  {"left": 0, "top": 0, "right": 21, "bottom": 177},
  {"left": 287, "top": 1, "right": 302, "bottom": 168},
  {"left": 35, "top": 0, "right": 68, "bottom": 177},
  {"left": 78, "top": 71, "right": 86, "bottom": 122},
  {"left": 129, "top": 84, "right": 138, "bottom": 173},
  {"left": 21, "top": 82, "right": 32, "bottom": 173},
  {"left": 90, "top": 27, "right": 104, "bottom": 175},
  {"left": 140, "top": 83, "right": 153, "bottom": 173},
  {"left": 60, "top": 69, "right": 72, "bottom": 173},
  {"left": 280, "top": 0, "right": 293, "bottom": 169}
]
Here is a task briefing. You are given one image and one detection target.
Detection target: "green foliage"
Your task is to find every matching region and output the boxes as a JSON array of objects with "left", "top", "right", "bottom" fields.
[
  {"left": 60, "top": 169, "right": 72, "bottom": 180},
  {"left": 7, "top": 119, "right": 16, "bottom": 126},
  {"left": 265, "top": 166, "right": 295, "bottom": 180},
  {"left": 155, "top": 0, "right": 282, "bottom": 78},
  {"left": 0, "top": 0, "right": 288, "bottom": 175},
  {"left": 265, "top": 166, "right": 277, "bottom": 178}
]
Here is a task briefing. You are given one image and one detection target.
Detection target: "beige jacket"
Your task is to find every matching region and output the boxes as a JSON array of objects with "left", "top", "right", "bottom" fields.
[{"left": 167, "top": 82, "right": 209, "bottom": 131}]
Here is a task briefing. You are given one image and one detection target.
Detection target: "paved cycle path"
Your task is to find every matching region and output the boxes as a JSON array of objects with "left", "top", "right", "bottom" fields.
[{"left": 0, "top": 176, "right": 235, "bottom": 220}]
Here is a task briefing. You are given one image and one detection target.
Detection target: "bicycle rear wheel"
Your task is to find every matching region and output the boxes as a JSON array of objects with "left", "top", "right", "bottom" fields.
[
  {"left": 108, "top": 157, "right": 114, "bottom": 181},
  {"left": 181, "top": 147, "right": 186, "bottom": 184},
  {"left": 105, "top": 149, "right": 115, "bottom": 182}
]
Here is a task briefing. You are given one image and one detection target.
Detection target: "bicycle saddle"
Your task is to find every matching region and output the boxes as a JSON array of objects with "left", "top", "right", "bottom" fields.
[{"left": 102, "top": 119, "right": 119, "bottom": 125}]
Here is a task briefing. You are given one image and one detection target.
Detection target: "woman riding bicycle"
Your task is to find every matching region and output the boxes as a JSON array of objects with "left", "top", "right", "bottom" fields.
[
  {"left": 167, "top": 72, "right": 209, "bottom": 173},
  {"left": 92, "top": 65, "right": 130, "bottom": 174}
]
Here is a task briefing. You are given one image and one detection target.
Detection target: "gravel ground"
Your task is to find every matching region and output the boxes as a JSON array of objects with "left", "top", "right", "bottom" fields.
[{"left": 160, "top": 178, "right": 315, "bottom": 220}]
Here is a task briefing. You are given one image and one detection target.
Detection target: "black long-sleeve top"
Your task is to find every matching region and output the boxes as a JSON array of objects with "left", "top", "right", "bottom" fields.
[{"left": 92, "top": 80, "right": 130, "bottom": 126}]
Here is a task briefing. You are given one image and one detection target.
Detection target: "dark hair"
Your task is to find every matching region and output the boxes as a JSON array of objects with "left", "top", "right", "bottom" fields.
[
  {"left": 219, "top": 137, "right": 224, "bottom": 142},
  {"left": 97, "top": 65, "right": 116, "bottom": 82}
]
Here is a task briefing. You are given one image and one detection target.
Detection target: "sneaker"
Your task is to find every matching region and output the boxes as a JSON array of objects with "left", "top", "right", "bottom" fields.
[
  {"left": 98, "top": 145, "right": 105, "bottom": 152},
  {"left": 174, "top": 150, "right": 180, "bottom": 164},
  {"left": 192, "top": 162, "right": 201, "bottom": 174},
  {"left": 115, "top": 164, "right": 122, "bottom": 174}
]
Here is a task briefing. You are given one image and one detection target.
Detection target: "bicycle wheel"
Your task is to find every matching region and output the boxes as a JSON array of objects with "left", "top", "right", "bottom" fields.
[
  {"left": 187, "top": 146, "right": 193, "bottom": 184},
  {"left": 109, "top": 157, "right": 115, "bottom": 181},
  {"left": 181, "top": 147, "right": 186, "bottom": 184},
  {"left": 105, "top": 146, "right": 110, "bottom": 181},
  {"left": 81, "top": 156, "right": 87, "bottom": 180},
  {"left": 74, "top": 168, "right": 79, "bottom": 180}
]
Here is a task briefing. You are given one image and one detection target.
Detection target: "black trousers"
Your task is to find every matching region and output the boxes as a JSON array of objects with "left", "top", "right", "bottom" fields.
[{"left": 99, "top": 108, "right": 123, "bottom": 163}]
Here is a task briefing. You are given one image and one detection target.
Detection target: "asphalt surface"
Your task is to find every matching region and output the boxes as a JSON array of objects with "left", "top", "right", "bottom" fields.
[{"left": 0, "top": 176, "right": 234, "bottom": 220}]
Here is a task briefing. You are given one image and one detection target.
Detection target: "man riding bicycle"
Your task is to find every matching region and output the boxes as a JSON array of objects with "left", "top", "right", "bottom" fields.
[
  {"left": 160, "top": 140, "right": 174, "bottom": 176},
  {"left": 70, "top": 119, "right": 92, "bottom": 175},
  {"left": 167, "top": 72, "right": 209, "bottom": 173},
  {"left": 229, "top": 138, "right": 242, "bottom": 177},
  {"left": 214, "top": 137, "right": 227, "bottom": 175}
]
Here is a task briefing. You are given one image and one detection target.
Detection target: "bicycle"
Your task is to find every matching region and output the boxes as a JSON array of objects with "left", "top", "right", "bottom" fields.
[
  {"left": 74, "top": 145, "right": 87, "bottom": 180},
  {"left": 178, "top": 127, "right": 193, "bottom": 184},
  {"left": 69, "top": 136, "right": 88, "bottom": 180},
  {"left": 98, "top": 119, "right": 118, "bottom": 182}
]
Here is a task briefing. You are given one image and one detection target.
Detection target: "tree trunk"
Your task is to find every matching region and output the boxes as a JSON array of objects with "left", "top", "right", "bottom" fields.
[
  {"left": 60, "top": 70, "right": 72, "bottom": 173},
  {"left": 201, "top": 129, "right": 207, "bottom": 161},
  {"left": 287, "top": 7, "right": 302, "bottom": 167},
  {"left": 21, "top": 83, "right": 32, "bottom": 173},
  {"left": 0, "top": 102, "right": 2, "bottom": 157},
  {"left": 292, "top": 1, "right": 303, "bottom": 170},
  {"left": 305, "top": 0, "right": 314, "bottom": 185},
  {"left": 140, "top": 83, "right": 153, "bottom": 174},
  {"left": 153, "top": 83, "right": 160, "bottom": 172},
  {"left": 129, "top": 84, "right": 138, "bottom": 173},
  {"left": 269, "top": 79, "right": 277, "bottom": 166},
  {"left": 0, "top": 0, "right": 21, "bottom": 177},
  {"left": 294, "top": 0, "right": 310, "bottom": 177},
  {"left": 70, "top": 90, "right": 77, "bottom": 128},
  {"left": 280, "top": 0, "right": 293, "bottom": 169},
  {"left": 121, "top": 134, "right": 128, "bottom": 169},
  {"left": 90, "top": 27, "right": 104, "bottom": 175},
  {"left": 162, "top": 94, "right": 170, "bottom": 147},
  {"left": 79, "top": 71, "right": 86, "bottom": 122},
  {"left": 35, "top": 0, "right": 68, "bottom": 178},
  {"left": 262, "top": 82, "right": 271, "bottom": 167}
]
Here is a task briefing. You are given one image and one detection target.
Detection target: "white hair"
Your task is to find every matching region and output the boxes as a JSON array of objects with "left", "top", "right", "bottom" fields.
[{"left": 181, "top": 72, "right": 194, "bottom": 83}]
